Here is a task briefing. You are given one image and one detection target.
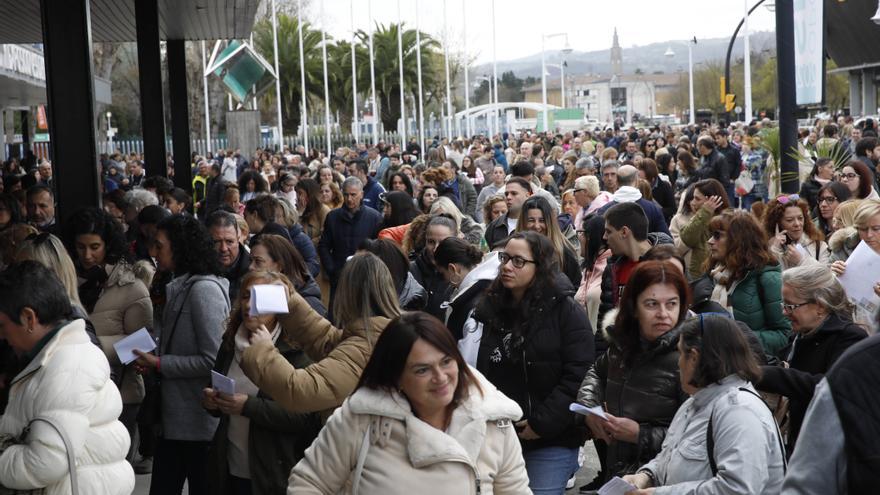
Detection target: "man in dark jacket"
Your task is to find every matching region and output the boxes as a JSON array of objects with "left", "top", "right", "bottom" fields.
[
  {"left": 207, "top": 211, "right": 251, "bottom": 301},
  {"left": 202, "top": 163, "right": 227, "bottom": 221},
  {"left": 715, "top": 130, "right": 741, "bottom": 200},
  {"left": 594, "top": 164, "right": 670, "bottom": 236},
  {"left": 319, "top": 176, "right": 383, "bottom": 295},
  {"left": 347, "top": 159, "right": 385, "bottom": 212},
  {"left": 483, "top": 177, "right": 533, "bottom": 249},
  {"left": 695, "top": 135, "right": 730, "bottom": 189}
]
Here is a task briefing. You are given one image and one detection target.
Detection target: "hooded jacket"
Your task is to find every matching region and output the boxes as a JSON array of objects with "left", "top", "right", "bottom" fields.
[
  {"left": 0, "top": 319, "right": 135, "bottom": 495},
  {"left": 595, "top": 187, "right": 671, "bottom": 237},
  {"left": 472, "top": 275, "right": 594, "bottom": 452},
  {"left": 577, "top": 324, "right": 688, "bottom": 480},
  {"left": 828, "top": 226, "right": 860, "bottom": 262},
  {"left": 410, "top": 249, "right": 453, "bottom": 320},
  {"left": 399, "top": 272, "right": 428, "bottom": 311},
  {"left": 240, "top": 290, "right": 391, "bottom": 417},
  {"left": 288, "top": 369, "right": 531, "bottom": 495},
  {"left": 443, "top": 253, "right": 501, "bottom": 341}
]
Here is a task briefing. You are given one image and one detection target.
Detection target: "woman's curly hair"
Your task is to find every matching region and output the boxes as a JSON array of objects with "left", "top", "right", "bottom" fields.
[
  {"left": 65, "top": 207, "right": 130, "bottom": 265},
  {"left": 706, "top": 209, "right": 775, "bottom": 285},
  {"left": 157, "top": 214, "right": 221, "bottom": 276}
]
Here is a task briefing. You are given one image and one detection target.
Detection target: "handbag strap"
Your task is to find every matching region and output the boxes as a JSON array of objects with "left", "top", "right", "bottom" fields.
[
  {"left": 351, "top": 423, "right": 372, "bottom": 495},
  {"left": 162, "top": 280, "right": 196, "bottom": 356},
  {"left": 707, "top": 387, "right": 787, "bottom": 477},
  {"left": 27, "top": 417, "right": 78, "bottom": 495}
]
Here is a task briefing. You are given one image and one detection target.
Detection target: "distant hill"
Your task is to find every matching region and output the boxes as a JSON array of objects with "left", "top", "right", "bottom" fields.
[{"left": 472, "top": 31, "right": 777, "bottom": 79}]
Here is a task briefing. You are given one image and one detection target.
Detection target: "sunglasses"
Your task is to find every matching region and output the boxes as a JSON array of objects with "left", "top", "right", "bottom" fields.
[{"left": 710, "top": 230, "right": 725, "bottom": 240}]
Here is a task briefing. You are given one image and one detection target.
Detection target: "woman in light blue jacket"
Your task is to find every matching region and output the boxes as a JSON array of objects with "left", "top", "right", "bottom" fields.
[{"left": 623, "top": 314, "right": 786, "bottom": 495}]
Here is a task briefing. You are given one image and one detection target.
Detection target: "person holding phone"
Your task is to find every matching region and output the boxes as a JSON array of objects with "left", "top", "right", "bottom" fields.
[
  {"left": 203, "top": 271, "right": 321, "bottom": 495},
  {"left": 763, "top": 194, "right": 829, "bottom": 269}
]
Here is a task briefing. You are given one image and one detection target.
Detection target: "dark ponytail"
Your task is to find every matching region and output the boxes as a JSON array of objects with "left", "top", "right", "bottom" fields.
[{"left": 434, "top": 237, "right": 483, "bottom": 268}]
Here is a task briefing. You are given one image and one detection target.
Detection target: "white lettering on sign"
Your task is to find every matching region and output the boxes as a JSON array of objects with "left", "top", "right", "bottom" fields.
[{"left": 0, "top": 45, "right": 46, "bottom": 82}]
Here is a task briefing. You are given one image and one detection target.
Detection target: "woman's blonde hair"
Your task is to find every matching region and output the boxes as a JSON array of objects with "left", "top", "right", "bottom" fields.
[
  {"left": 16, "top": 233, "right": 83, "bottom": 308},
  {"left": 833, "top": 199, "right": 864, "bottom": 229},
  {"left": 429, "top": 196, "right": 464, "bottom": 229},
  {"left": 782, "top": 264, "right": 853, "bottom": 328},
  {"left": 332, "top": 253, "right": 401, "bottom": 334},
  {"left": 853, "top": 199, "right": 880, "bottom": 229}
]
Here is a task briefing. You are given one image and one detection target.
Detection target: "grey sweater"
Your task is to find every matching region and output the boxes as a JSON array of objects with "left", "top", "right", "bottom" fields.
[{"left": 159, "top": 274, "right": 230, "bottom": 441}]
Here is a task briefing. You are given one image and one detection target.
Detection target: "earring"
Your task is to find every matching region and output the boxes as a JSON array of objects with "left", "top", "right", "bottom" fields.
[{"left": 26, "top": 326, "right": 34, "bottom": 334}]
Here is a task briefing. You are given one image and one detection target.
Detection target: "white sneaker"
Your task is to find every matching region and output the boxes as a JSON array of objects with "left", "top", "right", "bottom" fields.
[{"left": 566, "top": 475, "right": 576, "bottom": 489}]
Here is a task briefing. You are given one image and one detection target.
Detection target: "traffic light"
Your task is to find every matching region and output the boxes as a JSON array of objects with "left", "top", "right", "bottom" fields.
[{"left": 724, "top": 94, "right": 736, "bottom": 113}]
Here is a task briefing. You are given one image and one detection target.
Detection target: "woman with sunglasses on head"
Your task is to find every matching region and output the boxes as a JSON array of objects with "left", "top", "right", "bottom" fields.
[
  {"left": 814, "top": 182, "right": 852, "bottom": 238},
  {"left": 763, "top": 194, "right": 830, "bottom": 270},
  {"left": 622, "top": 315, "right": 786, "bottom": 495},
  {"left": 701, "top": 210, "right": 791, "bottom": 357},
  {"left": 468, "top": 231, "right": 593, "bottom": 494}
]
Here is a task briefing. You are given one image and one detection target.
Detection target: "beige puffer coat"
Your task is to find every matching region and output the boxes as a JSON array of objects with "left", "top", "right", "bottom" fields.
[
  {"left": 288, "top": 369, "right": 530, "bottom": 495},
  {"left": 88, "top": 261, "right": 153, "bottom": 404}
]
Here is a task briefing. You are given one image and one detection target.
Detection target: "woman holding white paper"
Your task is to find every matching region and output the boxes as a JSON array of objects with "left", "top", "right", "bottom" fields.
[
  {"left": 830, "top": 199, "right": 880, "bottom": 331},
  {"left": 65, "top": 207, "right": 153, "bottom": 456},
  {"left": 239, "top": 253, "right": 401, "bottom": 416},
  {"left": 576, "top": 261, "right": 690, "bottom": 488},
  {"left": 203, "top": 271, "right": 321, "bottom": 495}
]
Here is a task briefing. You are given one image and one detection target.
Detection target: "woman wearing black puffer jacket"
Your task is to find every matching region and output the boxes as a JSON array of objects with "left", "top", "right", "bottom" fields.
[
  {"left": 467, "top": 231, "right": 594, "bottom": 494},
  {"left": 576, "top": 260, "right": 690, "bottom": 489}
]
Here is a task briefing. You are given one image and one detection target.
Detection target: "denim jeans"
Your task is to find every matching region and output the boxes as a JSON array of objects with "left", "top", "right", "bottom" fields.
[{"left": 523, "top": 446, "right": 580, "bottom": 495}]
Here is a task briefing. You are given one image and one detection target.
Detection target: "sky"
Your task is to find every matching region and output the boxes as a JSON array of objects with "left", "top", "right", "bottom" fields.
[{"left": 302, "top": 0, "right": 778, "bottom": 65}]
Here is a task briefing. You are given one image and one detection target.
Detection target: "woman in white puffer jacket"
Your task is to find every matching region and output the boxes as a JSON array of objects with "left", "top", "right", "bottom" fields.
[
  {"left": 288, "top": 311, "right": 530, "bottom": 495},
  {"left": 0, "top": 261, "right": 134, "bottom": 495}
]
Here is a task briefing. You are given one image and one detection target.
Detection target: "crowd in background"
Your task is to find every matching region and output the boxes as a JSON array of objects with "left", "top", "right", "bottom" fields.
[{"left": 0, "top": 114, "right": 879, "bottom": 495}]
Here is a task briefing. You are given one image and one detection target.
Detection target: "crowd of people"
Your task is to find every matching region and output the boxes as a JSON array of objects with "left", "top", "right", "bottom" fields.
[{"left": 0, "top": 115, "right": 879, "bottom": 495}]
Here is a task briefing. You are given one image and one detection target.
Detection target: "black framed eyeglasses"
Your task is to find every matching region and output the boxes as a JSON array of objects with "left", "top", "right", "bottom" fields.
[
  {"left": 497, "top": 252, "right": 536, "bottom": 269},
  {"left": 817, "top": 196, "right": 838, "bottom": 204},
  {"left": 840, "top": 172, "right": 858, "bottom": 180},
  {"left": 781, "top": 301, "right": 812, "bottom": 313}
]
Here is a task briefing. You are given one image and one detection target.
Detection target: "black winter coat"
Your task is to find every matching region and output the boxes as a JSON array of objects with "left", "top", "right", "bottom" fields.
[
  {"left": 473, "top": 275, "right": 594, "bottom": 452},
  {"left": 207, "top": 336, "right": 322, "bottom": 495},
  {"left": 577, "top": 325, "right": 688, "bottom": 480},
  {"left": 410, "top": 249, "right": 452, "bottom": 320},
  {"left": 317, "top": 205, "right": 383, "bottom": 283},
  {"left": 757, "top": 313, "right": 867, "bottom": 452}
]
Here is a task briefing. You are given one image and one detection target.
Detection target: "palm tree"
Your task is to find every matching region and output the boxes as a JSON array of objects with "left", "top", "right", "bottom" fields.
[
  {"left": 354, "top": 23, "right": 441, "bottom": 132},
  {"left": 253, "top": 14, "right": 326, "bottom": 135}
]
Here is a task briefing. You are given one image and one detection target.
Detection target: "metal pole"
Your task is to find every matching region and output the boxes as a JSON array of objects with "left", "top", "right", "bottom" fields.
[
  {"left": 251, "top": 33, "right": 258, "bottom": 110},
  {"left": 415, "top": 0, "right": 425, "bottom": 157},
  {"left": 368, "top": 0, "right": 379, "bottom": 146},
  {"left": 271, "top": 0, "right": 283, "bottom": 149},
  {"left": 490, "top": 0, "right": 498, "bottom": 138},
  {"left": 297, "top": 0, "right": 309, "bottom": 155},
  {"left": 463, "top": 0, "right": 470, "bottom": 138},
  {"left": 397, "top": 0, "right": 406, "bottom": 147},
  {"left": 321, "top": 0, "right": 331, "bottom": 157},
  {"left": 743, "top": 0, "right": 752, "bottom": 122},
  {"left": 201, "top": 41, "right": 211, "bottom": 148},
  {"left": 351, "top": 0, "right": 359, "bottom": 144},
  {"left": 688, "top": 39, "right": 695, "bottom": 126},
  {"left": 560, "top": 62, "right": 565, "bottom": 109},
  {"left": 443, "top": 0, "right": 453, "bottom": 139},
  {"left": 541, "top": 36, "right": 547, "bottom": 132},
  {"left": 776, "top": 0, "right": 798, "bottom": 193}
]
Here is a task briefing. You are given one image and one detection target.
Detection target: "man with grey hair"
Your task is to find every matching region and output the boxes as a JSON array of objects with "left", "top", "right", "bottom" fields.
[
  {"left": 601, "top": 160, "right": 620, "bottom": 194},
  {"left": 595, "top": 164, "right": 670, "bottom": 235},
  {"left": 318, "top": 175, "right": 383, "bottom": 297}
]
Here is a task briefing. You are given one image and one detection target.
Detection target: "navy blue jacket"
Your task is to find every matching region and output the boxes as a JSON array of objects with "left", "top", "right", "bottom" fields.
[
  {"left": 361, "top": 176, "right": 386, "bottom": 212},
  {"left": 596, "top": 198, "right": 671, "bottom": 237},
  {"left": 318, "top": 205, "right": 383, "bottom": 283}
]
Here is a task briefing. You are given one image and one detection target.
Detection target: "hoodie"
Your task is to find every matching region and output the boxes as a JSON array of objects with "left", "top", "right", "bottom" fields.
[{"left": 443, "top": 253, "right": 501, "bottom": 345}]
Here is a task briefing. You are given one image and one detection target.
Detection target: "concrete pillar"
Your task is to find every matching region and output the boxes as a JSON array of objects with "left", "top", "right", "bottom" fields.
[
  {"left": 862, "top": 69, "right": 877, "bottom": 117},
  {"left": 135, "top": 0, "right": 167, "bottom": 177},
  {"left": 167, "top": 40, "right": 192, "bottom": 193},
  {"left": 850, "top": 71, "right": 862, "bottom": 117},
  {"left": 226, "top": 111, "right": 261, "bottom": 157}
]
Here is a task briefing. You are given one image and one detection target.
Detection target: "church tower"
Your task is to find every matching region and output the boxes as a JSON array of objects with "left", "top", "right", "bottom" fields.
[{"left": 610, "top": 27, "right": 623, "bottom": 76}]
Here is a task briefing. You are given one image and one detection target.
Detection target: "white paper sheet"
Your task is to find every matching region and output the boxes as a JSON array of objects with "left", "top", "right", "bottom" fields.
[
  {"left": 211, "top": 370, "right": 236, "bottom": 395},
  {"left": 569, "top": 402, "right": 609, "bottom": 421},
  {"left": 249, "top": 284, "right": 290, "bottom": 316},
  {"left": 837, "top": 241, "right": 880, "bottom": 314},
  {"left": 597, "top": 476, "right": 638, "bottom": 495},
  {"left": 113, "top": 328, "right": 156, "bottom": 365}
]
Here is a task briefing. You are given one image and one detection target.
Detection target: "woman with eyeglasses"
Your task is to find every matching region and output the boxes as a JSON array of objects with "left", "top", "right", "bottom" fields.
[
  {"left": 701, "top": 210, "right": 791, "bottom": 356},
  {"left": 65, "top": 207, "right": 154, "bottom": 457},
  {"left": 814, "top": 182, "right": 852, "bottom": 237},
  {"left": 469, "top": 231, "right": 593, "bottom": 494},
  {"left": 576, "top": 260, "right": 689, "bottom": 490},
  {"left": 838, "top": 161, "right": 880, "bottom": 200},
  {"left": 622, "top": 315, "right": 786, "bottom": 495},
  {"left": 763, "top": 194, "right": 830, "bottom": 269},
  {"left": 755, "top": 264, "right": 866, "bottom": 456}
]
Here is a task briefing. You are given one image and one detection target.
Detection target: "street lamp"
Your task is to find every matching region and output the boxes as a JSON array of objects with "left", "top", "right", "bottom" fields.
[
  {"left": 546, "top": 63, "right": 566, "bottom": 110},
  {"left": 106, "top": 111, "right": 113, "bottom": 153},
  {"left": 664, "top": 36, "right": 697, "bottom": 125},
  {"left": 542, "top": 32, "right": 568, "bottom": 132}
]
